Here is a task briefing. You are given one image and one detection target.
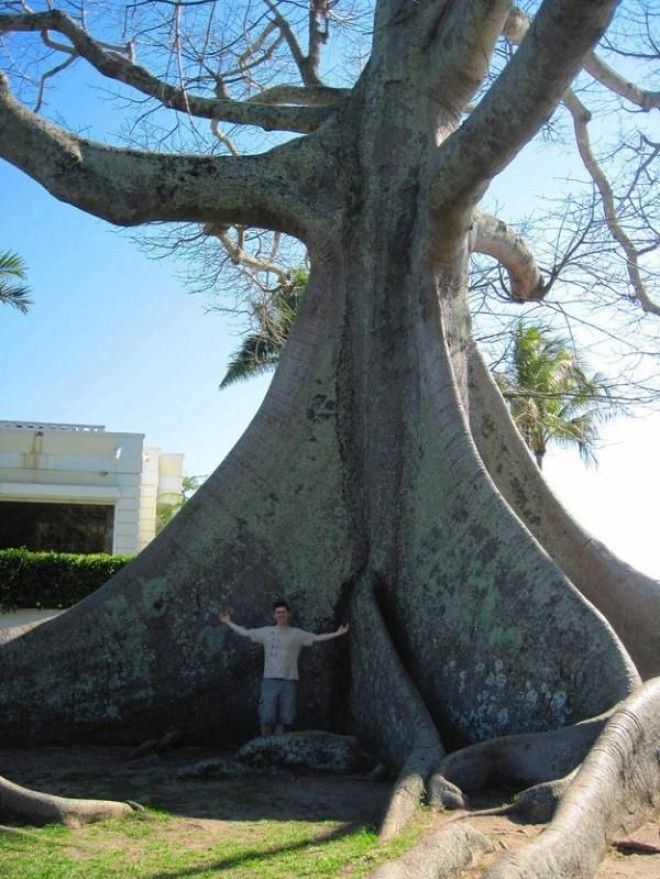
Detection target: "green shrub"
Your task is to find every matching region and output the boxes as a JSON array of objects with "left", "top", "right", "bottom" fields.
[{"left": 0, "top": 548, "right": 132, "bottom": 610}]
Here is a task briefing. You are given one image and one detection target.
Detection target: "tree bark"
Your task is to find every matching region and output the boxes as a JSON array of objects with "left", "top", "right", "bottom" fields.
[{"left": 468, "top": 345, "right": 660, "bottom": 680}]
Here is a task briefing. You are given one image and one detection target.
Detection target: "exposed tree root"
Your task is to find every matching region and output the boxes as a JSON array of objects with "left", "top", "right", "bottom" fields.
[
  {"left": 437, "top": 712, "right": 608, "bottom": 794},
  {"left": 484, "top": 677, "right": 660, "bottom": 878},
  {"left": 369, "top": 823, "right": 494, "bottom": 879},
  {"left": 445, "top": 774, "right": 576, "bottom": 826},
  {"left": 350, "top": 579, "right": 446, "bottom": 840},
  {"left": 468, "top": 344, "right": 660, "bottom": 680},
  {"left": 0, "top": 774, "right": 138, "bottom": 827}
]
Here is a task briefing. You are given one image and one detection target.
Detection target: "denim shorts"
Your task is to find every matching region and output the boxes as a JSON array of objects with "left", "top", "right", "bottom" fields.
[{"left": 259, "top": 678, "right": 297, "bottom": 726}]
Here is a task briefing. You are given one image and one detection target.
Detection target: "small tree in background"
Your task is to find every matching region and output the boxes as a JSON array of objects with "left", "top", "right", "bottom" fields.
[
  {"left": 0, "top": 251, "right": 31, "bottom": 313},
  {"left": 220, "top": 269, "right": 308, "bottom": 389},
  {"left": 496, "top": 322, "right": 615, "bottom": 468},
  {"left": 156, "top": 475, "right": 204, "bottom": 534}
]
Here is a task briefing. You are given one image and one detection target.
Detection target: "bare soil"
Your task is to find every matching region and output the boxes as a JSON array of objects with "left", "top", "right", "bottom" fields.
[{"left": 0, "top": 746, "right": 658, "bottom": 876}]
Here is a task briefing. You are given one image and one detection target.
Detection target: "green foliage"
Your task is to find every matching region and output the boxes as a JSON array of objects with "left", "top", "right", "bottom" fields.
[
  {"left": 0, "top": 548, "right": 132, "bottom": 610},
  {"left": 220, "top": 269, "right": 308, "bottom": 389},
  {"left": 0, "top": 814, "right": 426, "bottom": 879},
  {"left": 0, "top": 250, "right": 32, "bottom": 313},
  {"left": 496, "top": 321, "right": 617, "bottom": 468},
  {"left": 155, "top": 473, "right": 204, "bottom": 533}
]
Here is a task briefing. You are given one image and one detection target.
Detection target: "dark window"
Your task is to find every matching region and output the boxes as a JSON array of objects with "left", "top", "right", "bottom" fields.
[{"left": 0, "top": 502, "right": 114, "bottom": 554}]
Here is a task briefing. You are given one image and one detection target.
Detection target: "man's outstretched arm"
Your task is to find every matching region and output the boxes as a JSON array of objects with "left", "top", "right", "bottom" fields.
[
  {"left": 218, "top": 612, "right": 252, "bottom": 638},
  {"left": 312, "top": 624, "right": 349, "bottom": 643}
]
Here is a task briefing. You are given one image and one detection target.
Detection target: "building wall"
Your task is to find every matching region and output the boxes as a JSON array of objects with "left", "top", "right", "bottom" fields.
[{"left": 0, "top": 421, "right": 183, "bottom": 555}]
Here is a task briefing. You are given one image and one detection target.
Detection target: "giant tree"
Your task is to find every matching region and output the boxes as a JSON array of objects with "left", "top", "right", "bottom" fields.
[{"left": 1, "top": 1, "right": 659, "bottom": 875}]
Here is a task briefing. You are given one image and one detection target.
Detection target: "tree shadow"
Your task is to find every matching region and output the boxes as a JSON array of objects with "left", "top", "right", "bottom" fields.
[{"left": 0, "top": 745, "right": 389, "bottom": 825}]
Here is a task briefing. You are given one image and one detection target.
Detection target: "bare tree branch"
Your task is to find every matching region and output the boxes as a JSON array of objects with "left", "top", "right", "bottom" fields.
[
  {"left": 562, "top": 90, "right": 660, "bottom": 317},
  {"left": 261, "top": 0, "right": 338, "bottom": 89},
  {"left": 583, "top": 52, "right": 660, "bottom": 111},
  {"left": 0, "top": 9, "right": 341, "bottom": 132},
  {"left": 307, "top": 0, "right": 332, "bottom": 86},
  {"left": 204, "top": 222, "right": 291, "bottom": 285}
]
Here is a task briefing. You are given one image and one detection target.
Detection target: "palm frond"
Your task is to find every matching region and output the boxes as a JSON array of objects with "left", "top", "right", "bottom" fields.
[
  {"left": 220, "top": 268, "right": 307, "bottom": 391},
  {"left": 0, "top": 250, "right": 32, "bottom": 314},
  {"left": 219, "top": 333, "right": 282, "bottom": 388},
  {"left": 494, "top": 320, "right": 616, "bottom": 467}
]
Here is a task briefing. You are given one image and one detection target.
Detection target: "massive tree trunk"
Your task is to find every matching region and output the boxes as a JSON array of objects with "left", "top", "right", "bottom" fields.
[
  {"left": 0, "top": 3, "right": 641, "bottom": 748},
  {"left": 0, "top": 0, "right": 658, "bottom": 874}
]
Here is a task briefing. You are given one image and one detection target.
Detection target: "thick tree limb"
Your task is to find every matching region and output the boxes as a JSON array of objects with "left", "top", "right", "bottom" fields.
[
  {"left": 247, "top": 84, "right": 351, "bottom": 106},
  {"left": 504, "top": 6, "right": 660, "bottom": 111},
  {"left": 0, "top": 10, "right": 337, "bottom": 133},
  {"left": 0, "top": 73, "right": 330, "bottom": 234},
  {"left": 471, "top": 210, "right": 545, "bottom": 301},
  {"left": 485, "top": 678, "right": 660, "bottom": 879},
  {"left": 424, "top": 0, "right": 513, "bottom": 117},
  {"left": 430, "top": 0, "right": 620, "bottom": 210}
]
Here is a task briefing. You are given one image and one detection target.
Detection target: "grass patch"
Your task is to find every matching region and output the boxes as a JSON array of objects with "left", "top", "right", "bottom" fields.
[{"left": 0, "top": 809, "right": 429, "bottom": 879}]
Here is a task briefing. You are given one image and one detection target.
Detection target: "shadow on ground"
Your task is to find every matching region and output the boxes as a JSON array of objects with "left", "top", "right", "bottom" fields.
[{"left": 0, "top": 746, "right": 389, "bottom": 824}]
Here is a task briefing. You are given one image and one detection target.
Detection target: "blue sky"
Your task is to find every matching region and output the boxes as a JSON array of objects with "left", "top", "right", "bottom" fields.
[{"left": 1, "top": 46, "right": 658, "bottom": 580}]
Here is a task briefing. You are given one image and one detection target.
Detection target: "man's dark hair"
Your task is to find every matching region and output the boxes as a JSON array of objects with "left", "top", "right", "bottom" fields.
[{"left": 273, "top": 599, "right": 290, "bottom": 612}]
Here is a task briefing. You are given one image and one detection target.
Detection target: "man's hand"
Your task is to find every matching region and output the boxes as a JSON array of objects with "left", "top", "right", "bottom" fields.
[
  {"left": 219, "top": 612, "right": 232, "bottom": 625},
  {"left": 336, "top": 624, "right": 349, "bottom": 636}
]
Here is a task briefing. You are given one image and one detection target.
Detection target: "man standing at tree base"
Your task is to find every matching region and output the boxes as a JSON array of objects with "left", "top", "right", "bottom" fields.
[{"left": 219, "top": 600, "right": 349, "bottom": 736}]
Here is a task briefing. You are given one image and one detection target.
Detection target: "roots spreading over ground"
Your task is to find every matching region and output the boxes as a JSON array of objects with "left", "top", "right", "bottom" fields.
[{"left": 0, "top": 774, "right": 137, "bottom": 827}]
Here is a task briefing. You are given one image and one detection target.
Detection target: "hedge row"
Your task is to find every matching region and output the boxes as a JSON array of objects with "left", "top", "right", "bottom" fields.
[{"left": 0, "top": 548, "right": 133, "bottom": 610}]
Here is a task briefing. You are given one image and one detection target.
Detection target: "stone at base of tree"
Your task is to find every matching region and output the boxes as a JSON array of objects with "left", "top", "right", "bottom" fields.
[
  {"left": 369, "top": 824, "right": 494, "bottom": 879},
  {"left": 234, "top": 730, "right": 374, "bottom": 774}
]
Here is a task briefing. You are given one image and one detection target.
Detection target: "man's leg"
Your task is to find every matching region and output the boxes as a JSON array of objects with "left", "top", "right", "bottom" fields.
[
  {"left": 277, "top": 680, "right": 297, "bottom": 733},
  {"left": 259, "top": 679, "right": 278, "bottom": 736}
]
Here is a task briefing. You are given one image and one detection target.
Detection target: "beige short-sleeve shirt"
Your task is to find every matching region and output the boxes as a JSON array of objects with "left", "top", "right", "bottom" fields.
[{"left": 247, "top": 626, "right": 316, "bottom": 680}]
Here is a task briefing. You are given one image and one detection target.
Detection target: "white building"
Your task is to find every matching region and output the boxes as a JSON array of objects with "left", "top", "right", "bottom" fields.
[{"left": 0, "top": 420, "right": 183, "bottom": 556}]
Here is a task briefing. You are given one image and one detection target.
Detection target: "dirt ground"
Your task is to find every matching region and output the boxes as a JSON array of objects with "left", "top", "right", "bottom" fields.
[{"left": 0, "top": 746, "right": 658, "bottom": 877}]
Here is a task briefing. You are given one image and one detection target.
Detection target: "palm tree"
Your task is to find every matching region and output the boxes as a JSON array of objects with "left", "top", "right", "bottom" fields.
[
  {"left": 496, "top": 322, "right": 615, "bottom": 468},
  {"left": 220, "top": 269, "right": 307, "bottom": 389},
  {"left": 0, "top": 251, "right": 32, "bottom": 313}
]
